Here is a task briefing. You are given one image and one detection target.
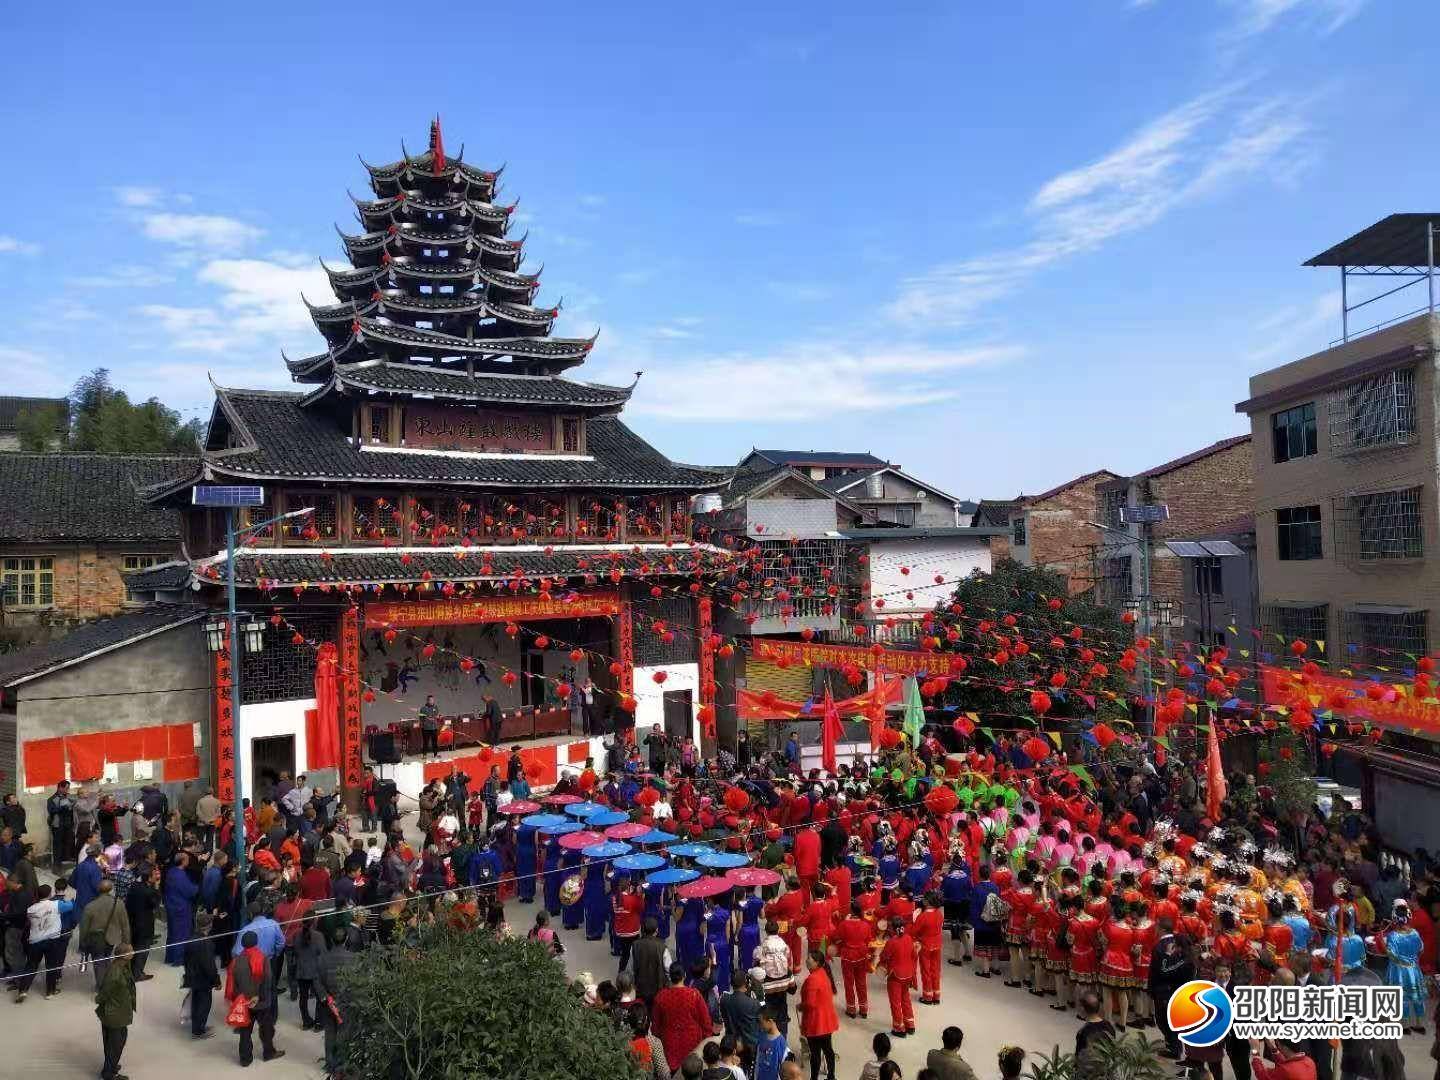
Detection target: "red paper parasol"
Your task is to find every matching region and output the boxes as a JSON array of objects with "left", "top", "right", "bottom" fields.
[
  {"left": 558, "top": 830, "right": 606, "bottom": 851},
  {"left": 604, "top": 822, "right": 650, "bottom": 840},
  {"left": 725, "top": 867, "right": 781, "bottom": 888},
  {"left": 676, "top": 876, "right": 736, "bottom": 899},
  {"left": 544, "top": 793, "right": 582, "bottom": 806},
  {"left": 498, "top": 800, "right": 541, "bottom": 816}
]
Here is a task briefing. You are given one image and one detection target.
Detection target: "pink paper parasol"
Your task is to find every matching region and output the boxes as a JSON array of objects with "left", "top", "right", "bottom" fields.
[
  {"left": 543, "top": 793, "right": 582, "bottom": 806},
  {"left": 725, "top": 867, "right": 782, "bottom": 888},
  {"left": 676, "top": 875, "right": 736, "bottom": 900},
  {"left": 604, "top": 822, "right": 650, "bottom": 840},
  {"left": 498, "top": 800, "right": 541, "bottom": 816},
  {"left": 558, "top": 830, "right": 606, "bottom": 851}
]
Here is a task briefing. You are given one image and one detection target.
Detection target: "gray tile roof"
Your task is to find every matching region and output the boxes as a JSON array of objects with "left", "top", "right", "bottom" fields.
[
  {"left": 196, "top": 388, "right": 726, "bottom": 492},
  {"left": 193, "top": 545, "right": 738, "bottom": 587},
  {"left": 327, "top": 364, "right": 632, "bottom": 407},
  {"left": 752, "top": 450, "right": 888, "bottom": 468},
  {"left": 0, "top": 453, "right": 197, "bottom": 542},
  {"left": 0, "top": 396, "right": 67, "bottom": 433},
  {"left": 123, "top": 560, "right": 193, "bottom": 592},
  {"left": 0, "top": 603, "right": 206, "bottom": 688}
]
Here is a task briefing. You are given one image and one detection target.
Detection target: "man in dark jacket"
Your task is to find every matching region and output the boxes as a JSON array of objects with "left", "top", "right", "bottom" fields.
[
  {"left": 123, "top": 864, "right": 161, "bottom": 981},
  {"left": 1148, "top": 917, "right": 1194, "bottom": 1058},
  {"left": 317, "top": 926, "right": 358, "bottom": 1074},
  {"left": 231, "top": 930, "right": 285, "bottom": 1065},
  {"left": 43, "top": 783, "right": 71, "bottom": 866},
  {"left": 94, "top": 946, "right": 136, "bottom": 1080},
  {"left": 631, "top": 916, "right": 670, "bottom": 1007},
  {"left": 183, "top": 909, "right": 221, "bottom": 1038}
]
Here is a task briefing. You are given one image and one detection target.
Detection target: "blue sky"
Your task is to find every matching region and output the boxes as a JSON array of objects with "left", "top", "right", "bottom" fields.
[{"left": 3, "top": 1, "right": 1436, "bottom": 499}]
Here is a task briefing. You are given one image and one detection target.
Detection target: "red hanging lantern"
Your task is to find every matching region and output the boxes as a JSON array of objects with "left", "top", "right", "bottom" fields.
[
  {"left": 924, "top": 785, "right": 959, "bottom": 816},
  {"left": 534, "top": 635, "right": 550, "bottom": 650},
  {"left": 1022, "top": 736, "right": 1051, "bottom": 762},
  {"left": 1047, "top": 597, "right": 1063, "bottom": 611},
  {"left": 1049, "top": 671, "right": 1067, "bottom": 689},
  {"left": 952, "top": 716, "right": 975, "bottom": 737},
  {"left": 1029, "top": 690, "right": 1052, "bottom": 715},
  {"left": 421, "top": 643, "right": 436, "bottom": 659},
  {"left": 502, "top": 671, "right": 518, "bottom": 686},
  {"left": 652, "top": 670, "right": 668, "bottom": 685},
  {"left": 1092, "top": 722, "right": 1117, "bottom": 749},
  {"left": 1290, "top": 639, "right": 1308, "bottom": 656}
]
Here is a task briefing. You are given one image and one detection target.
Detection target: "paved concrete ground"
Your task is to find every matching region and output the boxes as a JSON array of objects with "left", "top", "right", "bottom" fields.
[{"left": 10, "top": 828, "right": 1435, "bottom": 1078}]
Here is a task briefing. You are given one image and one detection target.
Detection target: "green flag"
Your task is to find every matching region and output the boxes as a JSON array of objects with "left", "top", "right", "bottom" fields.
[{"left": 903, "top": 677, "right": 925, "bottom": 746}]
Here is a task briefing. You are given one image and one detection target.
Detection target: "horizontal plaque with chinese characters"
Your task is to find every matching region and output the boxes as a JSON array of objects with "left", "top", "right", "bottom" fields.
[{"left": 405, "top": 403, "right": 553, "bottom": 452}]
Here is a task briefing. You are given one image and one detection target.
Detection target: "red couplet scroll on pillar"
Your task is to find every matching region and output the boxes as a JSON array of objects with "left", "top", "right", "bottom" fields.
[
  {"left": 213, "top": 626, "right": 236, "bottom": 805},
  {"left": 697, "top": 597, "right": 716, "bottom": 740},
  {"left": 339, "top": 608, "right": 364, "bottom": 797},
  {"left": 617, "top": 601, "right": 635, "bottom": 741}
]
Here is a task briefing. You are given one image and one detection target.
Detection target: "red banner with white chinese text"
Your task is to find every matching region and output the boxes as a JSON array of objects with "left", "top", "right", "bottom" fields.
[
  {"left": 751, "top": 638, "right": 969, "bottom": 679},
  {"left": 1260, "top": 663, "right": 1440, "bottom": 738},
  {"left": 361, "top": 591, "right": 623, "bottom": 630}
]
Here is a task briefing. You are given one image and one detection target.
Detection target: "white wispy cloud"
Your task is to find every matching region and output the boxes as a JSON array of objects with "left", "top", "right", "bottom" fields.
[
  {"left": 69, "top": 264, "right": 176, "bottom": 289},
  {"left": 0, "top": 346, "right": 69, "bottom": 396},
  {"left": 139, "top": 257, "right": 331, "bottom": 354},
  {"left": 114, "top": 186, "right": 164, "bottom": 208},
  {"left": 1246, "top": 290, "right": 1341, "bottom": 365},
  {"left": 887, "top": 86, "right": 1311, "bottom": 324},
  {"left": 734, "top": 212, "right": 783, "bottom": 227},
  {"left": 0, "top": 235, "right": 40, "bottom": 255},
  {"left": 140, "top": 212, "right": 264, "bottom": 250},
  {"left": 1223, "top": 0, "right": 1367, "bottom": 39},
  {"left": 619, "top": 343, "right": 1021, "bottom": 421},
  {"left": 578, "top": 194, "right": 607, "bottom": 208},
  {"left": 766, "top": 281, "right": 832, "bottom": 303}
]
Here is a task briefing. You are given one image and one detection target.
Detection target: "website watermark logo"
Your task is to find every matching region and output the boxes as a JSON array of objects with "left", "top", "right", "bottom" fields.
[
  {"left": 1169, "top": 980, "right": 1234, "bottom": 1047},
  {"left": 1168, "top": 982, "right": 1405, "bottom": 1045}
]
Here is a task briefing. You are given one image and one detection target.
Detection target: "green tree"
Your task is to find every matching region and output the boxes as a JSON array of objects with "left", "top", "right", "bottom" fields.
[
  {"left": 67, "top": 368, "right": 203, "bottom": 453},
  {"left": 933, "top": 558, "right": 1133, "bottom": 726},
  {"left": 335, "top": 924, "right": 642, "bottom": 1080},
  {"left": 14, "top": 403, "right": 68, "bottom": 451}
]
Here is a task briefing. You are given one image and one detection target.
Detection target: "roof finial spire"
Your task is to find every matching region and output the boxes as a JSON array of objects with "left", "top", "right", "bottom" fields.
[{"left": 429, "top": 114, "right": 446, "bottom": 175}]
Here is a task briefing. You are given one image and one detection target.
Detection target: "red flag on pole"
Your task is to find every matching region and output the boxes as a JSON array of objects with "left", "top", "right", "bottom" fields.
[
  {"left": 430, "top": 115, "right": 446, "bottom": 174},
  {"left": 821, "top": 687, "right": 843, "bottom": 774},
  {"left": 1205, "top": 721, "right": 1226, "bottom": 823}
]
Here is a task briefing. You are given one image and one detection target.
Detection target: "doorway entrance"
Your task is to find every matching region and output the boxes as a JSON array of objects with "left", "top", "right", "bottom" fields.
[
  {"left": 251, "top": 735, "right": 295, "bottom": 803},
  {"left": 521, "top": 648, "right": 546, "bottom": 708},
  {"left": 662, "top": 689, "right": 693, "bottom": 743}
]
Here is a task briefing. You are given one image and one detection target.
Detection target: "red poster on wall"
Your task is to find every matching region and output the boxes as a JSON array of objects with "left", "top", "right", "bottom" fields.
[{"left": 23, "top": 737, "right": 66, "bottom": 788}]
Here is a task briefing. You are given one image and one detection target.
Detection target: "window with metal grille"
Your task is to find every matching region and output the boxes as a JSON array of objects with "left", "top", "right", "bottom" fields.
[
  {"left": 456, "top": 494, "right": 495, "bottom": 541},
  {"left": 1259, "top": 603, "right": 1329, "bottom": 648},
  {"left": 411, "top": 494, "right": 459, "bottom": 543},
  {"left": 1333, "top": 486, "right": 1424, "bottom": 563},
  {"left": 2, "top": 556, "right": 53, "bottom": 608},
  {"left": 240, "top": 613, "right": 339, "bottom": 704},
  {"left": 368, "top": 406, "right": 391, "bottom": 445},
  {"left": 1341, "top": 608, "right": 1428, "bottom": 663},
  {"left": 1276, "top": 505, "right": 1323, "bottom": 560},
  {"left": 1327, "top": 368, "right": 1416, "bottom": 454},
  {"left": 1272, "top": 402, "right": 1317, "bottom": 463},
  {"left": 625, "top": 496, "right": 665, "bottom": 540},
  {"left": 751, "top": 538, "right": 844, "bottom": 620},
  {"left": 667, "top": 496, "right": 691, "bottom": 540},
  {"left": 1193, "top": 556, "right": 1223, "bottom": 596},
  {"left": 632, "top": 594, "right": 697, "bottom": 665},
  {"left": 123, "top": 554, "right": 170, "bottom": 572},
  {"left": 561, "top": 418, "right": 581, "bottom": 453},
  {"left": 1096, "top": 555, "right": 1132, "bottom": 607},
  {"left": 1099, "top": 488, "right": 1127, "bottom": 529},
  {"left": 576, "top": 495, "right": 621, "bottom": 541},
  {"left": 1012, "top": 515, "right": 1027, "bottom": 546},
  {"left": 351, "top": 494, "right": 402, "bottom": 543},
  {"left": 282, "top": 492, "right": 338, "bottom": 543},
  {"left": 238, "top": 495, "right": 275, "bottom": 541}
]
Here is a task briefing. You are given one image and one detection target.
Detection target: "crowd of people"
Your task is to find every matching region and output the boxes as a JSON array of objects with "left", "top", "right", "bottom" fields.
[{"left": 0, "top": 720, "right": 1436, "bottom": 1080}]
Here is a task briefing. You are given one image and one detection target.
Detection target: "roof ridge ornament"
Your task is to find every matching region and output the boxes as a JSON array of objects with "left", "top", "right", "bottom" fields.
[{"left": 430, "top": 115, "right": 446, "bottom": 175}]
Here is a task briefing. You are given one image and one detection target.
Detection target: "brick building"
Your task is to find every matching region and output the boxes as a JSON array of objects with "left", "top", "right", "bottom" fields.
[
  {"left": 1092, "top": 436, "right": 1255, "bottom": 610},
  {"left": 1005, "top": 470, "right": 1121, "bottom": 594},
  {"left": 0, "top": 454, "right": 193, "bottom": 634}
]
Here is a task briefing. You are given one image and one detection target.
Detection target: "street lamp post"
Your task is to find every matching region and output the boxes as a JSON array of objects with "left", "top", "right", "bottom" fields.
[{"left": 194, "top": 486, "right": 312, "bottom": 894}]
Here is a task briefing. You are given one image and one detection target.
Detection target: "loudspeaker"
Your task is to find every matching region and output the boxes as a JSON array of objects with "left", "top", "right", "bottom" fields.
[{"left": 369, "top": 731, "right": 400, "bottom": 764}]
